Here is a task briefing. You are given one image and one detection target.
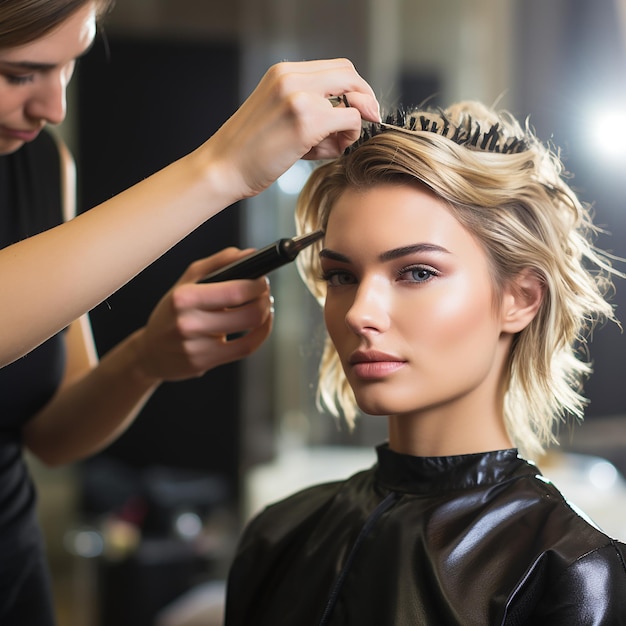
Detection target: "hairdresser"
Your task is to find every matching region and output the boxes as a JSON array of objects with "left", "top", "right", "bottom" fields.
[
  {"left": 0, "top": 0, "right": 380, "bottom": 368},
  {"left": 0, "top": 0, "right": 380, "bottom": 622}
]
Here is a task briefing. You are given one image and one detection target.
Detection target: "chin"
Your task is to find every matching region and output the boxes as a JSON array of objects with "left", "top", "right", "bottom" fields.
[
  {"left": 353, "top": 395, "right": 395, "bottom": 418},
  {"left": 0, "top": 139, "right": 25, "bottom": 155}
]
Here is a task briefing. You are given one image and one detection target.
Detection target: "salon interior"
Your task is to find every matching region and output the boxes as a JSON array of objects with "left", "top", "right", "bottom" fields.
[{"left": 29, "top": 0, "right": 626, "bottom": 624}]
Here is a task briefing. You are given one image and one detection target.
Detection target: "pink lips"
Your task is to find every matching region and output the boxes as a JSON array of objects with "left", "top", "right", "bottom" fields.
[
  {"left": 1, "top": 126, "right": 41, "bottom": 143},
  {"left": 349, "top": 350, "right": 406, "bottom": 380}
]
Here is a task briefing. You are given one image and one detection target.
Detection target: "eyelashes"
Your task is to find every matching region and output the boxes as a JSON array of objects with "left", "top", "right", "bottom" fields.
[
  {"left": 319, "top": 264, "right": 440, "bottom": 286},
  {"left": 319, "top": 269, "right": 355, "bottom": 286},
  {"left": 6, "top": 74, "right": 35, "bottom": 85},
  {"left": 396, "top": 265, "right": 439, "bottom": 283}
]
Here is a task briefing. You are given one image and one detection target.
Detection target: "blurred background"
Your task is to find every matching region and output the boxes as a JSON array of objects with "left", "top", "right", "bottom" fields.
[{"left": 28, "top": 0, "right": 626, "bottom": 624}]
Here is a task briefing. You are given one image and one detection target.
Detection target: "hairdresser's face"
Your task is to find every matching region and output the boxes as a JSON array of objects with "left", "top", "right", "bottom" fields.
[
  {"left": 0, "top": 3, "right": 96, "bottom": 155},
  {"left": 322, "top": 183, "right": 507, "bottom": 424}
]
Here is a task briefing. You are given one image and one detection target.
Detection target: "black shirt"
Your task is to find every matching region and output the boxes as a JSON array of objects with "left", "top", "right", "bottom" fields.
[{"left": 0, "top": 131, "right": 66, "bottom": 605}]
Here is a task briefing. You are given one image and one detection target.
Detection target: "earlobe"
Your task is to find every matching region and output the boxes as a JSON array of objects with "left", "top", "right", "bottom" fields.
[{"left": 501, "top": 269, "right": 545, "bottom": 334}]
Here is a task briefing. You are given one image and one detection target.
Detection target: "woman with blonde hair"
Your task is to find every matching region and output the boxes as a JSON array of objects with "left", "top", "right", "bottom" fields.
[{"left": 225, "top": 102, "right": 626, "bottom": 624}]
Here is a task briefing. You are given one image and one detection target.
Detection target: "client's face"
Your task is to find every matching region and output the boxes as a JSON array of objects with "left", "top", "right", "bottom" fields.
[{"left": 321, "top": 182, "right": 508, "bottom": 423}]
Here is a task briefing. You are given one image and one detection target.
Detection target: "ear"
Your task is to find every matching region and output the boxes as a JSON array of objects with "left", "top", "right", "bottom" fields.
[{"left": 501, "top": 269, "right": 545, "bottom": 334}]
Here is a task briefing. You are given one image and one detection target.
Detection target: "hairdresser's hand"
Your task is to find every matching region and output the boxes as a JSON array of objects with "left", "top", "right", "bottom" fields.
[
  {"left": 134, "top": 248, "right": 273, "bottom": 382},
  {"left": 203, "top": 58, "right": 380, "bottom": 201}
]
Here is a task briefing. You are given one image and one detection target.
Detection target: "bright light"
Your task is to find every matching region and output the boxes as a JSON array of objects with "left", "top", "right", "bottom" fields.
[
  {"left": 174, "top": 511, "right": 202, "bottom": 540},
  {"left": 276, "top": 161, "right": 314, "bottom": 195},
  {"left": 589, "top": 110, "right": 626, "bottom": 160},
  {"left": 64, "top": 528, "right": 104, "bottom": 558},
  {"left": 588, "top": 460, "right": 619, "bottom": 490}
]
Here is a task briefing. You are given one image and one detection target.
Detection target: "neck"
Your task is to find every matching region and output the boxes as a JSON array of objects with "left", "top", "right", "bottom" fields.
[
  {"left": 388, "top": 411, "right": 513, "bottom": 457},
  {"left": 387, "top": 374, "right": 513, "bottom": 457}
]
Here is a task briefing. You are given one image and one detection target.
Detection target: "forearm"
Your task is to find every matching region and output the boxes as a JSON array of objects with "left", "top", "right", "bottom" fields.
[
  {"left": 0, "top": 150, "right": 227, "bottom": 367},
  {"left": 23, "top": 328, "right": 161, "bottom": 466}
]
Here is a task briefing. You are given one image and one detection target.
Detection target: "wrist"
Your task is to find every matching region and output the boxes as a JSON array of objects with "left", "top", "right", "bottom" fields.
[
  {"left": 188, "top": 141, "right": 246, "bottom": 211},
  {"left": 190, "top": 126, "right": 267, "bottom": 211},
  {"left": 122, "top": 328, "right": 163, "bottom": 389}
]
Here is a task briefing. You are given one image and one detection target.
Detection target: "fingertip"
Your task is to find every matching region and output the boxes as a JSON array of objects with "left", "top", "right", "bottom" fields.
[
  {"left": 365, "top": 98, "right": 381, "bottom": 123},
  {"left": 344, "top": 92, "right": 381, "bottom": 123}
]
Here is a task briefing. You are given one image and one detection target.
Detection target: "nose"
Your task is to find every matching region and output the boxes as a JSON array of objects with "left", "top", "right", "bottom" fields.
[
  {"left": 26, "top": 71, "right": 68, "bottom": 126},
  {"left": 344, "top": 276, "right": 391, "bottom": 336}
]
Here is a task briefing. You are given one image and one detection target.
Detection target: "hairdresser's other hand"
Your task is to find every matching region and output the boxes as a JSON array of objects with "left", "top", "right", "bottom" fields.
[
  {"left": 133, "top": 248, "right": 273, "bottom": 382},
  {"left": 203, "top": 58, "right": 380, "bottom": 201}
]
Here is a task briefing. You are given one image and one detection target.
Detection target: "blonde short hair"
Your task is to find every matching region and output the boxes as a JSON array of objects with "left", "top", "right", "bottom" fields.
[{"left": 295, "top": 101, "right": 621, "bottom": 459}]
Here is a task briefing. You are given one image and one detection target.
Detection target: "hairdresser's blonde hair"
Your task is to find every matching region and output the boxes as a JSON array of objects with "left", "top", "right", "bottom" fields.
[{"left": 296, "top": 101, "right": 620, "bottom": 459}]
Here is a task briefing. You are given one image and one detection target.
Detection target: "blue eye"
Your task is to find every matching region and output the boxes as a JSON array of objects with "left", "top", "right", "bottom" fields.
[{"left": 399, "top": 266, "right": 437, "bottom": 283}]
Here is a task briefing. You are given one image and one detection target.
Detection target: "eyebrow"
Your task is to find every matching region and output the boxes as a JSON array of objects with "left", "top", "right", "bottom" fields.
[
  {"left": 0, "top": 40, "right": 96, "bottom": 73},
  {"left": 0, "top": 60, "right": 58, "bottom": 72},
  {"left": 319, "top": 243, "right": 451, "bottom": 263}
]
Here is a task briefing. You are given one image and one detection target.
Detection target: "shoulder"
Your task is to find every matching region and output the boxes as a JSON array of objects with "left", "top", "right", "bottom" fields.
[
  {"left": 242, "top": 479, "right": 353, "bottom": 543},
  {"left": 238, "top": 466, "right": 375, "bottom": 550},
  {"left": 576, "top": 537, "right": 626, "bottom": 570},
  {"left": 506, "top": 538, "right": 626, "bottom": 623},
  {"left": 553, "top": 538, "right": 626, "bottom": 584},
  {"left": 503, "top": 466, "right": 626, "bottom": 621},
  {"left": 513, "top": 461, "right": 617, "bottom": 541},
  {"left": 536, "top": 540, "right": 626, "bottom": 622}
]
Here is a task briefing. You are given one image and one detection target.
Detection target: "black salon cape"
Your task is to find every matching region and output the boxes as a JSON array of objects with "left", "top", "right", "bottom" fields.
[{"left": 225, "top": 444, "right": 626, "bottom": 625}]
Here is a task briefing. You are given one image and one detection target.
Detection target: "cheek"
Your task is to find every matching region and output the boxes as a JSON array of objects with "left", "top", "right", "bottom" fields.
[
  {"left": 323, "top": 300, "right": 338, "bottom": 337},
  {"left": 0, "top": 89, "right": 22, "bottom": 118},
  {"left": 442, "top": 288, "right": 487, "bottom": 325},
  {"left": 324, "top": 298, "right": 347, "bottom": 348},
  {"left": 412, "top": 279, "right": 497, "bottom": 347}
]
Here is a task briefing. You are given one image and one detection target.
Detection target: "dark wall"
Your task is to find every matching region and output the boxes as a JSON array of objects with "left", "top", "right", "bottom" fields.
[
  {"left": 76, "top": 36, "right": 243, "bottom": 495},
  {"left": 516, "top": 0, "right": 626, "bottom": 420}
]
